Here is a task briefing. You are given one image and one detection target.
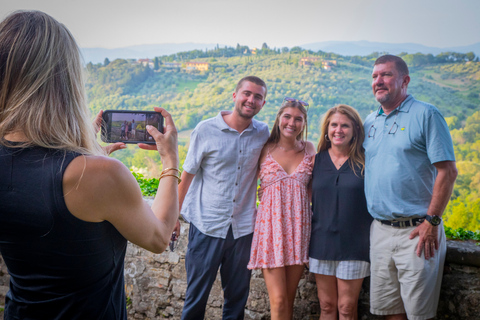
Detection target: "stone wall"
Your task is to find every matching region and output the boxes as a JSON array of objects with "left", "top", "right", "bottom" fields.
[
  {"left": 1, "top": 221, "right": 479, "bottom": 319},
  {"left": 122, "top": 222, "right": 480, "bottom": 320}
]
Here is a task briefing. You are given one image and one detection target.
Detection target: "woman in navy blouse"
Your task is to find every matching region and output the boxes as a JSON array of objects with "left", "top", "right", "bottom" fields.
[{"left": 309, "top": 105, "right": 372, "bottom": 320}]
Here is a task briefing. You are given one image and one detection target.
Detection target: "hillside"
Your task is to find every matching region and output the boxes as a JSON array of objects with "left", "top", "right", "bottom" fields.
[
  {"left": 86, "top": 48, "right": 480, "bottom": 231},
  {"left": 86, "top": 51, "right": 480, "bottom": 140}
]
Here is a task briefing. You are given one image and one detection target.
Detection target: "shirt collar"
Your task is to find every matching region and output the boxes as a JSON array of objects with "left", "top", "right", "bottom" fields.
[
  {"left": 216, "top": 111, "right": 255, "bottom": 132},
  {"left": 379, "top": 95, "right": 414, "bottom": 116}
]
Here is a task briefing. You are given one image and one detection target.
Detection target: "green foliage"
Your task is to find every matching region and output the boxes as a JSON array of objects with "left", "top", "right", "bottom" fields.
[
  {"left": 442, "top": 112, "right": 480, "bottom": 232},
  {"left": 445, "top": 226, "right": 480, "bottom": 241},
  {"left": 132, "top": 172, "right": 159, "bottom": 196},
  {"left": 126, "top": 296, "right": 132, "bottom": 309},
  {"left": 86, "top": 59, "right": 154, "bottom": 113}
]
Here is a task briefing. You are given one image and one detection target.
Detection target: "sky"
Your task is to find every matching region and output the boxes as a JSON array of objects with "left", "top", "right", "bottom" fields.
[{"left": 2, "top": 0, "right": 480, "bottom": 49}]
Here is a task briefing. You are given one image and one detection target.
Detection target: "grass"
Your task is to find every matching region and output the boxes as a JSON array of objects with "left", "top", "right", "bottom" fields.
[
  {"left": 176, "top": 80, "right": 201, "bottom": 93},
  {"left": 420, "top": 69, "right": 473, "bottom": 91}
]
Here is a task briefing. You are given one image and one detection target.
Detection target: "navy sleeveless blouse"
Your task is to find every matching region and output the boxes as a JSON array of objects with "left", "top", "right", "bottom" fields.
[
  {"left": 0, "top": 146, "right": 127, "bottom": 319},
  {"left": 309, "top": 150, "right": 372, "bottom": 262}
]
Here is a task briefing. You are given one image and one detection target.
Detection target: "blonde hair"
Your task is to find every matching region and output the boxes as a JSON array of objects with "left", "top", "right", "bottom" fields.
[
  {"left": 0, "top": 10, "right": 103, "bottom": 155},
  {"left": 317, "top": 104, "right": 365, "bottom": 174},
  {"left": 266, "top": 99, "right": 308, "bottom": 146}
]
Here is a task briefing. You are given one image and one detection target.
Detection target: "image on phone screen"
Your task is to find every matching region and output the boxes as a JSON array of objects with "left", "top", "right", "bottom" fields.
[{"left": 102, "top": 110, "right": 163, "bottom": 144}]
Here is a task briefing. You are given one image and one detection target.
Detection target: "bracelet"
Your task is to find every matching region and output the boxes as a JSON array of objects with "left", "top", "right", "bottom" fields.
[
  {"left": 161, "top": 167, "right": 180, "bottom": 175},
  {"left": 159, "top": 173, "right": 182, "bottom": 184}
]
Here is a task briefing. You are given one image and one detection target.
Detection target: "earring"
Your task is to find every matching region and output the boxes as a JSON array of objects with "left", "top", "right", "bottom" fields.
[{"left": 325, "top": 134, "right": 330, "bottom": 142}]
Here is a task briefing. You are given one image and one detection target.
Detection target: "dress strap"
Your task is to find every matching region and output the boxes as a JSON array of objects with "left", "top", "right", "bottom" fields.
[
  {"left": 267, "top": 145, "right": 274, "bottom": 156},
  {"left": 302, "top": 143, "right": 315, "bottom": 163}
]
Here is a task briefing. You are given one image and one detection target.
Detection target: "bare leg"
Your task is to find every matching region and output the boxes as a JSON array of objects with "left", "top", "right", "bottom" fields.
[
  {"left": 263, "top": 265, "right": 304, "bottom": 320},
  {"left": 263, "top": 267, "right": 289, "bottom": 320},
  {"left": 314, "top": 274, "right": 338, "bottom": 320},
  {"left": 337, "top": 278, "right": 365, "bottom": 320},
  {"left": 284, "top": 265, "right": 305, "bottom": 318}
]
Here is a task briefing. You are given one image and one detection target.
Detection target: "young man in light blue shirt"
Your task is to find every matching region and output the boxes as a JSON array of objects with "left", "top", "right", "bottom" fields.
[
  {"left": 364, "top": 55, "right": 457, "bottom": 320},
  {"left": 178, "top": 76, "right": 269, "bottom": 319}
]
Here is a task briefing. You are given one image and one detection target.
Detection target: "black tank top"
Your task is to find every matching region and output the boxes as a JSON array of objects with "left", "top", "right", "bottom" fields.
[{"left": 0, "top": 146, "right": 127, "bottom": 319}]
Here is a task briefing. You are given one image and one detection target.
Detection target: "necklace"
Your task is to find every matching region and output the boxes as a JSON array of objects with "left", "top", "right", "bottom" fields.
[
  {"left": 328, "top": 149, "right": 348, "bottom": 169},
  {"left": 277, "top": 141, "right": 302, "bottom": 152},
  {"left": 332, "top": 157, "right": 348, "bottom": 169}
]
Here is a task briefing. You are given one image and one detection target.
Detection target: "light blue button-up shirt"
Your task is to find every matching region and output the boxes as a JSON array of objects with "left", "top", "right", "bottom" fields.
[
  {"left": 181, "top": 111, "right": 269, "bottom": 239},
  {"left": 363, "top": 95, "right": 455, "bottom": 220}
]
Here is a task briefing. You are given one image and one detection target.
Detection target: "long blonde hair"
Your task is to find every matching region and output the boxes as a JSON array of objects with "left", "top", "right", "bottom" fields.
[
  {"left": 317, "top": 104, "right": 365, "bottom": 174},
  {"left": 0, "top": 10, "right": 103, "bottom": 155}
]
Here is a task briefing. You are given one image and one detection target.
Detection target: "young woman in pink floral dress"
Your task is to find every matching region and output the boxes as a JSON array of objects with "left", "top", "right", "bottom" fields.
[{"left": 248, "top": 98, "right": 316, "bottom": 320}]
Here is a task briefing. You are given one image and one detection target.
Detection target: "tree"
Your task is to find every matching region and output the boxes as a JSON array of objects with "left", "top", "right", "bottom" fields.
[
  {"left": 290, "top": 46, "right": 302, "bottom": 54},
  {"left": 466, "top": 52, "right": 475, "bottom": 62},
  {"left": 86, "top": 62, "right": 94, "bottom": 72},
  {"left": 104, "top": 57, "right": 110, "bottom": 66},
  {"left": 154, "top": 57, "right": 160, "bottom": 70}
]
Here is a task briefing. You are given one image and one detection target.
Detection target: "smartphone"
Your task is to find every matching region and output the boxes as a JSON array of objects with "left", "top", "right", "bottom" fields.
[{"left": 101, "top": 110, "right": 164, "bottom": 145}]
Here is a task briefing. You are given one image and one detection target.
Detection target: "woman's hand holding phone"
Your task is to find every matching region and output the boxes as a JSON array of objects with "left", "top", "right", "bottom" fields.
[
  {"left": 94, "top": 110, "right": 126, "bottom": 155},
  {"left": 138, "top": 107, "right": 179, "bottom": 169},
  {"left": 96, "top": 106, "right": 178, "bottom": 165}
]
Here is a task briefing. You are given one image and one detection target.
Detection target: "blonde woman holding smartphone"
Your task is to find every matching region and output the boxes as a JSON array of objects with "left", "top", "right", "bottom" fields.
[{"left": 0, "top": 11, "right": 179, "bottom": 320}]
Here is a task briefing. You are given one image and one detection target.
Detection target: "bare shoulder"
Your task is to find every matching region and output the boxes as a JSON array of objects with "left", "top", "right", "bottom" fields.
[
  {"left": 304, "top": 141, "right": 316, "bottom": 166},
  {"left": 305, "top": 141, "right": 316, "bottom": 156},
  {"left": 63, "top": 155, "right": 142, "bottom": 222},
  {"left": 64, "top": 155, "right": 133, "bottom": 193}
]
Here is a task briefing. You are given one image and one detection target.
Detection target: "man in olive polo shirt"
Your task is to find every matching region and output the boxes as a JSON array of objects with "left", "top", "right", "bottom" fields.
[{"left": 363, "top": 55, "right": 457, "bottom": 320}]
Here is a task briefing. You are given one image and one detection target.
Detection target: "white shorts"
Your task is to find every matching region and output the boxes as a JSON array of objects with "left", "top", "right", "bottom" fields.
[
  {"left": 309, "top": 258, "right": 370, "bottom": 280},
  {"left": 369, "top": 220, "right": 446, "bottom": 320}
]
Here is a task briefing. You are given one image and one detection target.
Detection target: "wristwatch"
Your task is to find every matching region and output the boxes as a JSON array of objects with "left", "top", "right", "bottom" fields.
[{"left": 425, "top": 215, "right": 442, "bottom": 226}]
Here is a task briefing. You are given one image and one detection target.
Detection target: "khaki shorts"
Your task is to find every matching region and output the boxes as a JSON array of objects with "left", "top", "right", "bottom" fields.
[{"left": 369, "top": 220, "right": 446, "bottom": 320}]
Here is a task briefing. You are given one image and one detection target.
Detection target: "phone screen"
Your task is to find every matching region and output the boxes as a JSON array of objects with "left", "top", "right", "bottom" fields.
[{"left": 101, "top": 110, "right": 164, "bottom": 145}]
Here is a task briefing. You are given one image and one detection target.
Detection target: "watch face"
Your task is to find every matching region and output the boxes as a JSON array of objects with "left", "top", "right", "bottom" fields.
[
  {"left": 427, "top": 215, "right": 441, "bottom": 226},
  {"left": 431, "top": 215, "right": 442, "bottom": 225}
]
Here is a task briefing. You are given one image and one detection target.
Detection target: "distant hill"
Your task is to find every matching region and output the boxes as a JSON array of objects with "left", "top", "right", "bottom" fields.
[
  {"left": 82, "top": 41, "right": 480, "bottom": 65},
  {"left": 299, "top": 40, "right": 480, "bottom": 57},
  {"left": 81, "top": 43, "right": 224, "bottom": 64}
]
